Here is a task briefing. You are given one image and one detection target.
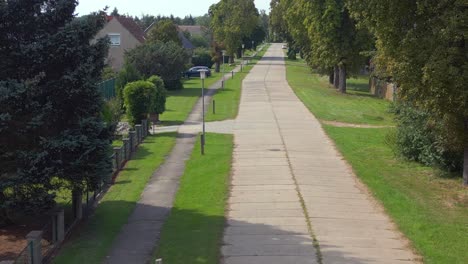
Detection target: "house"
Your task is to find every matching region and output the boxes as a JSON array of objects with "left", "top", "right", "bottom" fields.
[
  {"left": 96, "top": 16, "right": 146, "bottom": 70},
  {"left": 177, "top": 25, "right": 206, "bottom": 37}
]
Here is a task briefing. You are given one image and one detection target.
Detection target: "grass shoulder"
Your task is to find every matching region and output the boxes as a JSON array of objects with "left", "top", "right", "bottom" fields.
[
  {"left": 324, "top": 126, "right": 467, "bottom": 263},
  {"left": 53, "top": 133, "right": 177, "bottom": 264},
  {"left": 153, "top": 133, "right": 233, "bottom": 263},
  {"left": 285, "top": 58, "right": 394, "bottom": 126}
]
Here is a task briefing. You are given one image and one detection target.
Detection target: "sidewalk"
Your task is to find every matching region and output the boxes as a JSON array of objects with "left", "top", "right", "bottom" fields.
[
  {"left": 104, "top": 67, "right": 239, "bottom": 264},
  {"left": 221, "top": 44, "right": 419, "bottom": 264}
]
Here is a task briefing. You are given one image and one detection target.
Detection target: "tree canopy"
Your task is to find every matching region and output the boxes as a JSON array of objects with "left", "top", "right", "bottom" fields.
[
  {"left": 210, "top": 0, "right": 259, "bottom": 57},
  {"left": 147, "top": 19, "right": 182, "bottom": 45}
]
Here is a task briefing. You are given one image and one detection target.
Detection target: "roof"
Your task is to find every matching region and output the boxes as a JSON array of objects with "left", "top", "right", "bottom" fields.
[
  {"left": 108, "top": 16, "right": 146, "bottom": 43},
  {"left": 177, "top": 25, "right": 205, "bottom": 36},
  {"left": 178, "top": 31, "right": 195, "bottom": 49}
]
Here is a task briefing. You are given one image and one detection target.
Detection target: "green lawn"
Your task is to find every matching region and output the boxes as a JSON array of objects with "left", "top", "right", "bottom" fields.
[
  {"left": 324, "top": 126, "right": 468, "bottom": 264},
  {"left": 285, "top": 58, "right": 394, "bottom": 125},
  {"left": 53, "top": 133, "right": 177, "bottom": 264},
  {"left": 160, "top": 66, "right": 235, "bottom": 126},
  {"left": 205, "top": 44, "right": 270, "bottom": 121},
  {"left": 153, "top": 133, "right": 233, "bottom": 264}
]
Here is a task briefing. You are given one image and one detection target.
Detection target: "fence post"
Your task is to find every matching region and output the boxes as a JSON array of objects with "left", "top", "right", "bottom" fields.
[
  {"left": 135, "top": 125, "right": 142, "bottom": 144},
  {"left": 142, "top": 119, "right": 148, "bottom": 138},
  {"left": 72, "top": 189, "right": 83, "bottom": 220},
  {"left": 123, "top": 138, "right": 130, "bottom": 160},
  {"left": 26, "top": 231, "right": 42, "bottom": 264},
  {"left": 129, "top": 131, "right": 137, "bottom": 152},
  {"left": 114, "top": 147, "right": 122, "bottom": 170},
  {"left": 52, "top": 209, "right": 65, "bottom": 244}
]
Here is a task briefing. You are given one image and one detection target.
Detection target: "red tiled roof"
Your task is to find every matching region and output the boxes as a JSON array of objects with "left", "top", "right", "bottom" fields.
[
  {"left": 177, "top": 25, "right": 206, "bottom": 36},
  {"left": 108, "top": 16, "right": 146, "bottom": 43}
]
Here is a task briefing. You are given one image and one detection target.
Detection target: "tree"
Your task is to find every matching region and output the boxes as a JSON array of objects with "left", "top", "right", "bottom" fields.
[
  {"left": 0, "top": 1, "right": 111, "bottom": 223},
  {"left": 269, "top": 0, "right": 291, "bottom": 42},
  {"left": 110, "top": 7, "right": 120, "bottom": 16},
  {"left": 125, "top": 41, "right": 189, "bottom": 89},
  {"left": 147, "top": 19, "right": 182, "bottom": 45},
  {"left": 135, "top": 14, "right": 156, "bottom": 31},
  {"left": 210, "top": 0, "right": 259, "bottom": 61},
  {"left": 347, "top": 0, "right": 467, "bottom": 184}
]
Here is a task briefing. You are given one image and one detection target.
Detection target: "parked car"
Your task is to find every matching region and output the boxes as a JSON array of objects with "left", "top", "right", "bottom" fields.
[{"left": 185, "top": 66, "right": 212, "bottom": 78}]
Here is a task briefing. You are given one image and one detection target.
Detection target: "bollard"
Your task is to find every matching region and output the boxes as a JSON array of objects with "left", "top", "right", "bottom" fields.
[
  {"left": 200, "top": 134, "right": 205, "bottom": 155},
  {"left": 52, "top": 209, "right": 65, "bottom": 243},
  {"left": 221, "top": 80, "right": 224, "bottom": 89},
  {"left": 26, "top": 231, "right": 43, "bottom": 264},
  {"left": 213, "top": 100, "right": 216, "bottom": 114},
  {"left": 231, "top": 70, "right": 234, "bottom": 79}
]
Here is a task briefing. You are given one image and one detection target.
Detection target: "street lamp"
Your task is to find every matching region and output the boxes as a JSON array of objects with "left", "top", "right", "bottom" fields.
[
  {"left": 241, "top": 44, "right": 245, "bottom": 72},
  {"left": 199, "top": 69, "right": 208, "bottom": 155},
  {"left": 222, "top": 50, "right": 226, "bottom": 88}
]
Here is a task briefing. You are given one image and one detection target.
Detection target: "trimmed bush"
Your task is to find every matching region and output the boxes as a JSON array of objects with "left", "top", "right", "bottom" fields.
[
  {"left": 147, "top": 75, "right": 167, "bottom": 118},
  {"left": 123, "top": 81, "right": 156, "bottom": 126},
  {"left": 116, "top": 63, "right": 141, "bottom": 102}
]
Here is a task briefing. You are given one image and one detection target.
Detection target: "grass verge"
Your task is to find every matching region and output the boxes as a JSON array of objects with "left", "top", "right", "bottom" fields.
[
  {"left": 160, "top": 66, "right": 235, "bottom": 126},
  {"left": 285, "top": 57, "right": 468, "bottom": 263},
  {"left": 53, "top": 133, "right": 177, "bottom": 264},
  {"left": 285, "top": 58, "right": 394, "bottom": 125},
  {"left": 153, "top": 133, "right": 233, "bottom": 264},
  {"left": 324, "top": 126, "right": 468, "bottom": 264}
]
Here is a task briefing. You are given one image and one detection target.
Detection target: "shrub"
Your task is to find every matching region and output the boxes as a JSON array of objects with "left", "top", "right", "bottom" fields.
[
  {"left": 102, "top": 98, "right": 122, "bottom": 135},
  {"left": 147, "top": 75, "right": 167, "bottom": 115},
  {"left": 123, "top": 81, "right": 156, "bottom": 126},
  {"left": 192, "top": 48, "right": 214, "bottom": 68},
  {"left": 392, "top": 103, "right": 463, "bottom": 172},
  {"left": 287, "top": 48, "right": 296, "bottom": 60},
  {"left": 125, "top": 41, "right": 189, "bottom": 90}
]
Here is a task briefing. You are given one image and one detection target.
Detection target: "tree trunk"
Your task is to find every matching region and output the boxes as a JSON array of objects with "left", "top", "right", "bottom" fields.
[
  {"left": 464, "top": 118, "right": 468, "bottom": 186},
  {"left": 338, "top": 63, "right": 346, "bottom": 93},
  {"left": 229, "top": 54, "right": 235, "bottom": 64},
  {"left": 329, "top": 71, "right": 334, "bottom": 86},
  {"left": 333, "top": 65, "right": 339, "bottom": 89},
  {"left": 215, "top": 61, "right": 220, "bottom": 73}
]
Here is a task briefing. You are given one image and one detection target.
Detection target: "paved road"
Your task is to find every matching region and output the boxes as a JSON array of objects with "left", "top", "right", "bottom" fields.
[{"left": 221, "top": 44, "right": 419, "bottom": 264}]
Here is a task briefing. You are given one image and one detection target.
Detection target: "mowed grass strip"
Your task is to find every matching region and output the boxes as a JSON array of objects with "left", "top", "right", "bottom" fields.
[
  {"left": 160, "top": 66, "right": 235, "bottom": 126},
  {"left": 324, "top": 126, "right": 468, "bottom": 264},
  {"left": 285, "top": 58, "right": 394, "bottom": 125},
  {"left": 205, "top": 44, "right": 270, "bottom": 121},
  {"left": 53, "top": 133, "right": 177, "bottom": 264},
  {"left": 153, "top": 133, "right": 233, "bottom": 264}
]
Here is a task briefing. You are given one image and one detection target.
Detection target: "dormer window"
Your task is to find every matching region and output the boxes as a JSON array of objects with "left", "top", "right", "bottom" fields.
[{"left": 108, "top": 34, "right": 121, "bottom": 46}]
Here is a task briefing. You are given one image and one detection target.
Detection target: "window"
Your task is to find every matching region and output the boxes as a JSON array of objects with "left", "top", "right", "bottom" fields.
[{"left": 108, "top": 34, "right": 121, "bottom": 46}]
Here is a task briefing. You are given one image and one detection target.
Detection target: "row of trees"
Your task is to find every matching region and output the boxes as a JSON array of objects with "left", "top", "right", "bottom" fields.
[
  {"left": 209, "top": 0, "right": 266, "bottom": 70},
  {"left": 270, "top": 0, "right": 467, "bottom": 184}
]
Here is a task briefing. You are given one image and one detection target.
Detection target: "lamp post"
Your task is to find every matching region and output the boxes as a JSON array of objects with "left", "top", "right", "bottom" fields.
[
  {"left": 241, "top": 44, "right": 245, "bottom": 72},
  {"left": 199, "top": 69, "right": 207, "bottom": 155},
  {"left": 222, "top": 50, "right": 226, "bottom": 88}
]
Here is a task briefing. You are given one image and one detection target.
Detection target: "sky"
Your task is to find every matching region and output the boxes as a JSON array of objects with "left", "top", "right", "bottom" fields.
[{"left": 75, "top": 0, "right": 271, "bottom": 18}]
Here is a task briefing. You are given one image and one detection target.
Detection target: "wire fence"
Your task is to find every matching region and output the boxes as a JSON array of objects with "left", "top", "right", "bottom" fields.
[{"left": 97, "top": 78, "right": 116, "bottom": 101}]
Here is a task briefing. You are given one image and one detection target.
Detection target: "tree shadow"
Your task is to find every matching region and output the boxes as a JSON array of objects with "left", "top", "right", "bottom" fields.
[{"left": 51, "top": 199, "right": 402, "bottom": 264}]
